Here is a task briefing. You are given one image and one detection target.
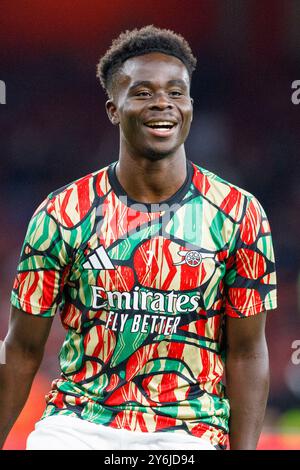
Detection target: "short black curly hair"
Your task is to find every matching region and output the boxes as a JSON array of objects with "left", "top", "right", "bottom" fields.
[{"left": 96, "top": 25, "right": 197, "bottom": 97}]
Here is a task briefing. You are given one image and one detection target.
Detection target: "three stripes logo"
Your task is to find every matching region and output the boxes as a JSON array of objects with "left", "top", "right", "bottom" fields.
[{"left": 83, "top": 246, "right": 115, "bottom": 270}]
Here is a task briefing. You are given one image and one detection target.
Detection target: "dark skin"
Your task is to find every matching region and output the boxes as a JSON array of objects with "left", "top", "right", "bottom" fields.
[
  {"left": 225, "top": 312, "right": 269, "bottom": 449},
  {"left": 0, "top": 307, "right": 53, "bottom": 448},
  {"left": 0, "top": 52, "right": 269, "bottom": 450},
  {"left": 106, "top": 53, "right": 193, "bottom": 203}
]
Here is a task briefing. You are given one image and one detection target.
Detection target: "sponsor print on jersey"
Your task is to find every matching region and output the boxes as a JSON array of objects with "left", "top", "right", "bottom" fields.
[{"left": 11, "top": 161, "right": 277, "bottom": 450}]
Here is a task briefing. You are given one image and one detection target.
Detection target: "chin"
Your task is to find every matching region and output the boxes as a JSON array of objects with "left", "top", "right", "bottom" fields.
[{"left": 142, "top": 145, "right": 178, "bottom": 161}]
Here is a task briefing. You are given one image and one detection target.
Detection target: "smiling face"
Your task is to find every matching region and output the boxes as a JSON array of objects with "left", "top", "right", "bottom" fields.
[{"left": 106, "top": 52, "right": 193, "bottom": 160}]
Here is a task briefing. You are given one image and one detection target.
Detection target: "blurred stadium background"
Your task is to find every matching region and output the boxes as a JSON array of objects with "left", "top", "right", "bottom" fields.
[{"left": 0, "top": 0, "right": 300, "bottom": 450}]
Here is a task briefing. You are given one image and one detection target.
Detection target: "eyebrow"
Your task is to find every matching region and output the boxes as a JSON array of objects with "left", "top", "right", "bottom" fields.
[{"left": 129, "top": 79, "right": 188, "bottom": 90}]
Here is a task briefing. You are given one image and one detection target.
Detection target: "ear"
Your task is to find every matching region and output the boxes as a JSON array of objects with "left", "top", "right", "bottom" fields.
[{"left": 105, "top": 99, "right": 120, "bottom": 125}]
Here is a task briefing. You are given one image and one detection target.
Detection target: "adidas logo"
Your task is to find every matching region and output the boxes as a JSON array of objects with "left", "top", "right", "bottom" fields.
[{"left": 83, "top": 246, "right": 115, "bottom": 270}]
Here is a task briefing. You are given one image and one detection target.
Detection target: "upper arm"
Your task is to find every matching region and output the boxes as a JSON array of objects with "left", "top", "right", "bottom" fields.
[
  {"left": 6, "top": 306, "right": 54, "bottom": 358},
  {"left": 10, "top": 197, "right": 70, "bottom": 318},
  {"left": 225, "top": 312, "right": 268, "bottom": 356},
  {"left": 223, "top": 197, "right": 276, "bottom": 357},
  {"left": 7, "top": 197, "right": 70, "bottom": 357},
  {"left": 224, "top": 196, "right": 277, "bottom": 319}
]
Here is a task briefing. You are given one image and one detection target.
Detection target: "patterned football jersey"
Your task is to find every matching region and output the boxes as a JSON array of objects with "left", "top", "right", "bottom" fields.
[{"left": 11, "top": 160, "right": 277, "bottom": 449}]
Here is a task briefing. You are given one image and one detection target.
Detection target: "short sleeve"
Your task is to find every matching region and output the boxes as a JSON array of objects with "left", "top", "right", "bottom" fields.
[
  {"left": 11, "top": 198, "right": 71, "bottom": 317},
  {"left": 224, "top": 196, "right": 277, "bottom": 318}
]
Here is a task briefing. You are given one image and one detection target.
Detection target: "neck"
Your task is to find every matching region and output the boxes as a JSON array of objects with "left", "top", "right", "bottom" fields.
[{"left": 116, "top": 147, "right": 188, "bottom": 204}]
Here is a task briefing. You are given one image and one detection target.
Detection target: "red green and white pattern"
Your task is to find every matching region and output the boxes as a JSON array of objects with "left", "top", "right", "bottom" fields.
[{"left": 11, "top": 161, "right": 277, "bottom": 449}]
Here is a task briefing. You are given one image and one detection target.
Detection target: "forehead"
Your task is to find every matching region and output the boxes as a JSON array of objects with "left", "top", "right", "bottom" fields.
[{"left": 116, "top": 52, "right": 190, "bottom": 89}]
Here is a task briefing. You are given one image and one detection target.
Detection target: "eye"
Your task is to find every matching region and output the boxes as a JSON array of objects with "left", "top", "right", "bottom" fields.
[
  {"left": 169, "top": 90, "right": 183, "bottom": 97},
  {"left": 136, "top": 90, "right": 151, "bottom": 97}
]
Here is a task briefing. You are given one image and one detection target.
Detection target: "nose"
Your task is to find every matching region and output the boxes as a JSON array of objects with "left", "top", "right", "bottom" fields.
[{"left": 148, "top": 92, "right": 174, "bottom": 110}]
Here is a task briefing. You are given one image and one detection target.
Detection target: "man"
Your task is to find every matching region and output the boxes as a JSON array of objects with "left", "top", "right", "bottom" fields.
[{"left": 0, "top": 25, "right": 277, "bottom": 450}]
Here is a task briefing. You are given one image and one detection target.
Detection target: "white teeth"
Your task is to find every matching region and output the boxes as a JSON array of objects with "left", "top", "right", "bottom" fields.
[{"left": 146, "top": 121, "right": 175, "bottom": 127}]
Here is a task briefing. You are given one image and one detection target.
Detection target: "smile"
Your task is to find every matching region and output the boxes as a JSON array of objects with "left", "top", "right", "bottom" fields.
[{"left": 144, "top": 120, "right": 177, "bottom": 137}]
